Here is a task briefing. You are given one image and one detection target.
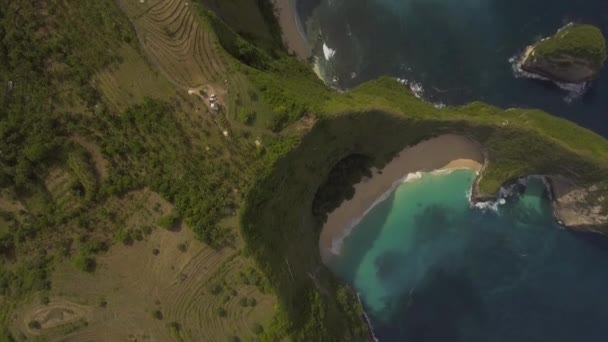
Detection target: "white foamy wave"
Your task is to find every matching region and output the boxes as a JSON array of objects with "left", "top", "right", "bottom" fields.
[
  {"left": 323, "top": 43, "right": 336, "bottom": 60},
  {"left": 557, "top": 81, "right": 588, "bottom": 103},
  {"left": 509, "top": 48, "right": 588, "bottom": 103},
  {"left": 467, "top": 184, "right": 508, "bottom": 213},
  {"left": 396, "top": 77, "right": 424, "bottom": 99},
  {"left": 396, "top": 77, "right": 446, "bottom": 108},
  {"left": 473, "top": 198, "right": 506, "bottom": 213},
  {"left": 403, "top": 171, "right": 424, "bottom": 183},
  {"left": 357, "top": 292, "right": 380, "bottom": 342},
  {"left": 431, "top": 168, "right": 456, "bottom": 176}
]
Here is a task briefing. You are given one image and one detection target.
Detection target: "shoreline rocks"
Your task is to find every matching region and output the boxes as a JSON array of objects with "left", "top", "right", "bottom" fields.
[
  {"left": 520, "top": 23, "right": 607, "bottom": 84},
  {"left": 470, "top": 172, "right": 608, "bottom": 233}
]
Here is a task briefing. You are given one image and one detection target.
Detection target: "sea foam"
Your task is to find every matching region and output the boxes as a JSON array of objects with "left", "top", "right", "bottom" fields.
[{"left": 323, "top": 43, "right": 336, "bottom": 60}]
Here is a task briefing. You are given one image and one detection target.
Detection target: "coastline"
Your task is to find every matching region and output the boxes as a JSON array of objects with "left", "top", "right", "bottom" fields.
[
  {"left": 273, "top": 0, "right": 312, "bottom": 60},
  {"left": 319, "top": 134, "right": 484, "bottom": 263}
]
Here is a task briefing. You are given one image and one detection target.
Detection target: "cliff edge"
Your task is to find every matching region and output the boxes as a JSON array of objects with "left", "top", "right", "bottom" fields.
[{"left": 521, "top": 24, "right": 607, "bottom": 83}]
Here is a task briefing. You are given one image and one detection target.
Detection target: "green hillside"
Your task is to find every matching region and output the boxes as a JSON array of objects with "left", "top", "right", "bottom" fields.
[
  {"left": 534, "top": 24, "right": 607, "bottom": 67},
  {"left": 1, "top": 0, "right": 608, "bottom": 341}
]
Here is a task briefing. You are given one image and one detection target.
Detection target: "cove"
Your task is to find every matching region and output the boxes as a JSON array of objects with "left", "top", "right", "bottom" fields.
[
  {"left": 327, "top": 170, "right": 608, "bottom": 341},
  {"left": 299, "top": 0, "right": 608, "bottom": 137}
]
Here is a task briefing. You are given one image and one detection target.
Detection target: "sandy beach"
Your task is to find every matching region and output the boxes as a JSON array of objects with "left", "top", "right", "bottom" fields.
[
  {"left": 273, "top": 0, "right": 311, "bottom": 60},
  {"left": 319, "top": 134, "right": 484, "bottom": 263}
]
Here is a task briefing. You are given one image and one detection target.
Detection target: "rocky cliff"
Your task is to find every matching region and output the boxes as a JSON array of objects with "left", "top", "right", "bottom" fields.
[{"left": 521, "top": 24, "right": 607, "bottom": 83}]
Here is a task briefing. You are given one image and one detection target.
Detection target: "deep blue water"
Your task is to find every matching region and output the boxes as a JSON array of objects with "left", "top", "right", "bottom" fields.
[
  {"left": 298, "top": 0, "right": 608, "bottom": 137},
  {"left": 327, "top": 171, "right": 608, "bottom": 342}
]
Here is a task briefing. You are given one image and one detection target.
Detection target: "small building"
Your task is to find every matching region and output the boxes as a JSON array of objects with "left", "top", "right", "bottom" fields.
[{"left": 210, "top": 102, "right": 219, "bottom": 112}]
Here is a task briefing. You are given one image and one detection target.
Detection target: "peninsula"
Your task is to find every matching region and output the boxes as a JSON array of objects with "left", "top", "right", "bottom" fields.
[{"left": 3, "top": 0, "right": 608, "bottom": 341}]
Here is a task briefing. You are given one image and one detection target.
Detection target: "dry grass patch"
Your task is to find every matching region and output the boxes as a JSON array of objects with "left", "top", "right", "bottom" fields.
[
  {"left": 71, "top": 136, "right": 110, "bottom": 181},
  {"left": 18, "top": 299, "right": 92, "bottom": 337},
  {"left": 20, "top": 226, "right": 277, "bottom": 341},
  {"left": 44, "top": 167, "right": 83, "bottom": 216},
  {"left": 121, "top": 0, "right": 228, "bottom": 89}
]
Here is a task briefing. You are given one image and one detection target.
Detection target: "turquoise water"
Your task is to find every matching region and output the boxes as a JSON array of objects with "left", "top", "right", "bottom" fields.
[{"left": 328, "top": 170, "right": 608, "bottom": 341}]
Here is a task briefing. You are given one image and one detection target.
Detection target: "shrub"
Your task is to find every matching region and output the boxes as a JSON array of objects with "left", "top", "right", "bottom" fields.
[
  {"left": 27, "top": 320, "right": 41, "bottom": 330},
  {"left": 238, "top": 109, "right": 256, "bottom": 125},
  {"left": 142, "top": 225, "right": 153, "bottom": 235},
  {"left": 217, "top": 307, "right": 227, "bottom": 317},
  {"left": 239, "top": 297, "right": 248, "bottom": 307},
  {"left": 74, "top": 254, "right": 96, "bottom": 273},
  {"left": 115, "top": 229, "right": 133, "bottom": 245},
  {"left": 208, "top": 284, "right": 223, "bottom": 295},
  {"left": 152, "top": 309, "right": 163, "bottom": 320},
  {"left": 252, "top": 323, "right": 264, "bottom": 335},
  {"left": 158, "top": 212, "right": 178, "bottom": 230},
  {"left": 167, "top": 321, "right": 181, "bottom": 332},
  {"left": 133, "top": 229, "right": 144, "bottom": 241},
  {"left": 247, "top": 297, "right": 257, "bottom": 307}
]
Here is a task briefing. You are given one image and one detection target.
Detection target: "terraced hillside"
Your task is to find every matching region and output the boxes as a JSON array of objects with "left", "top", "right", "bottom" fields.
[
  {"left": 115, "top": 0, "right": 273, "bottom": 126},
  {"left": 1, "top": 0, "right": 281, "bottom": 339},
  {"left": 118, "top": 0, "right": 227, "bottom": 88},
  {"left": 11, "top": 225, "right": 274, "bottom": 341}
]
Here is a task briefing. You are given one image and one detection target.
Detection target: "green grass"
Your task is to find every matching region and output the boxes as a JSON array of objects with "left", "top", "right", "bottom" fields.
[
  {"left": 240, "top": 77, "right": 608, "bottom": 340},
  {"left": 3, "top": 0, "right": 608, "bottom": 340},
  {"left": 534, "top": 24, "right": 607, "bottom": 67}
]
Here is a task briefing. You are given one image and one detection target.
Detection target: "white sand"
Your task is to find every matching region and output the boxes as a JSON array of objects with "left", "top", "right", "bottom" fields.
[{"left": 319, "top": 134, "right": 484, "bottom": 263}]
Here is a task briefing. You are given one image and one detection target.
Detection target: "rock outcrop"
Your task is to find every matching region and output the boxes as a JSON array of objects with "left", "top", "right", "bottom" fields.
[
  {"left": 521, "top": 23, "right": 607, "bottom": 83},
  {"left": 548, "top": 176, "right": 608, "bottom": 230}
]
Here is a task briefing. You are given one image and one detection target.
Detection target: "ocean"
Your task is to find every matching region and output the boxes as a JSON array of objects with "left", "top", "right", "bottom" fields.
[
  {"left": 298, "top": 0, "right": 608, "bottom": 136},
  {"left": 298, "top": 1, "right": 608, "bottom": 339},
  {"left": 327, "top": 170, "right": 608, "bottom": 341}
]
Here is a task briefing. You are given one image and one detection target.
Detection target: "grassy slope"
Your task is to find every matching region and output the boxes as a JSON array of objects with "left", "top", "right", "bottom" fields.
[
  {"left": 0, "top": 0, "right": 277, "bottom": 340},
  {"left": 534, "top": 24, "right": 607, "bottom": 67},
  {"left": 241, "top": 78, "right": 608, "bottom": 340},
  {"left": 2, "top": 0, "right": 608, "bottom": 341}
]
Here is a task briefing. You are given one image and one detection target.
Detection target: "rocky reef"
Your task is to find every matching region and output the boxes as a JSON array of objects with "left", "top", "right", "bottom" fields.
[
  {"left": 521, "top": 23, "right": 607, "bottom": 83},
  {"left": 548, "top": 176, "right": 608, "bottom": 230}
]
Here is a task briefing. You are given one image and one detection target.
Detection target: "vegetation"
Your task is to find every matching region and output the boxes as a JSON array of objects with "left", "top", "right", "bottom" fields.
[
  {"left": 152, "top": 310, "right": 163, "bottom": 320},
  {"left": 313, "top": 154, "right": 372, "bottom": 223},
  {"left": 2, "top": 0, "right": 608, "bottom": 340},
  {"left": 240, "top": 80, "right": 608, "bottom": 340},
  {"left": 534, "top": 24, "right": 607, "bottom": 67}
]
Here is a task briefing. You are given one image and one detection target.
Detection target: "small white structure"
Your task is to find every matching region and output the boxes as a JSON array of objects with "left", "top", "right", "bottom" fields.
[
  {"left": 210, "top": 102, "right": 219, "bottom": 112},
  {"left": 254, "top": 139, "right": 262, "bottom": 147},
  {"left": 222, "top": 130, "right": 229, "bottom": 137}
]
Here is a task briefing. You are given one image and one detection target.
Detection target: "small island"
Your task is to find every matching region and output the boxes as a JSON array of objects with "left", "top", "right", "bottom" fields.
[{"left": 521, "top": 23, "right": 607, "bottom": 83}]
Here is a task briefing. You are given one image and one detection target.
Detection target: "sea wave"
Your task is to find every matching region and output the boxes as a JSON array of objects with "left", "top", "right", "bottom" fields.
[
  {"left": 323, "top": 43, "right": 336, "bottom": 60},
  {"left": 396, "top": 77, "right": 446, "bottom": 109},
  {"left": 397, "top": 77, "right": 425, "bottom": 99},
  {"left": 357, "top": 292, "right": 380, "bottom": 342}
]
